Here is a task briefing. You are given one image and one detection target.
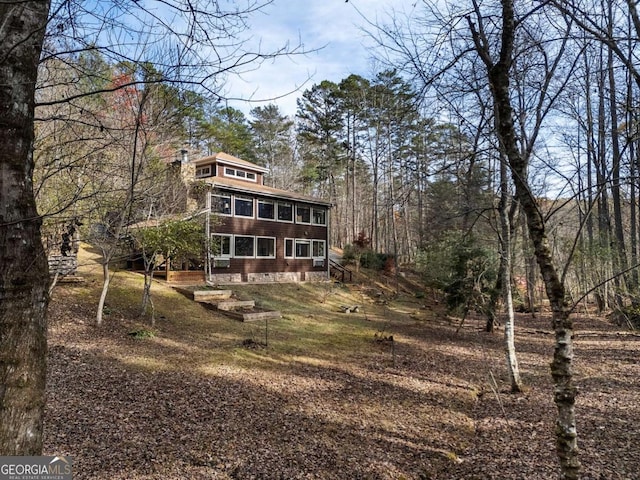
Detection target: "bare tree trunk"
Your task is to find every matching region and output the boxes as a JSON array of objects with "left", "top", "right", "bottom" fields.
[
  {"left": 0, "top": 0, "right": 51, "bottom": 455},
  {"left": 469, "top": 1, "right": 580, "bottom": 476},
  {"left": 96, "top": 261, "right": 111, "bottom": 326},
  {"left": 627, "top": 17, "right": 638, "bottom": 292},
  {"left": 498, "top": 154, "right": 522, "bottom": 392},
  {"left": 524, "top": 226, "right": 538, "bottom": 316},
  {"left": 607, "top": 9, "right": 629, "bottom": 301},
  {"left": 141, "top": 258, "right": 156, "bottom": 326},
  {"left": 596, "top": 41, "right": 614, "bottom": 310}
]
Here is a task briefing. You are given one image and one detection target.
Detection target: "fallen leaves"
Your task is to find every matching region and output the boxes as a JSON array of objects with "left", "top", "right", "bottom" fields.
[{"left": 43, "top": 280, "right": 640, "bottom": 479}]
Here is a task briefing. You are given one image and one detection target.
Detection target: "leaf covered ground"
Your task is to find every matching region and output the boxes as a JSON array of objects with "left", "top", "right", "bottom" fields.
[{"left": 44, "top": 252, "right": 640, "bottom": 479}]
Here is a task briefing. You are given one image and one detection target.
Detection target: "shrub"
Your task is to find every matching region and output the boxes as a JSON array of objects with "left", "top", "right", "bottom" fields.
[
  {"left": 359, "top": 250, "right": 394, "bottom": 271},
  {"left": 416, "top": 232, "right": 498, "bottom": 314},
  {"left": 128, "top": 329, "right": 156, "bottom": 339},
  {"left": 342, "top": 244, "right": 357, "bottom": 264}
]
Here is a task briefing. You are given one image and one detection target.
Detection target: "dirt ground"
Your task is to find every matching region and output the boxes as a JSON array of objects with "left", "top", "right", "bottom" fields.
[{"left": 44, "top": 265, "right": 640, "bottom": 479}]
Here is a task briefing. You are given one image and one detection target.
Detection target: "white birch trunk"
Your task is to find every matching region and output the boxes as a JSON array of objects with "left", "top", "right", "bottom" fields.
[{"left": 96, "top": 261, "right": 111, "bottom": 326}]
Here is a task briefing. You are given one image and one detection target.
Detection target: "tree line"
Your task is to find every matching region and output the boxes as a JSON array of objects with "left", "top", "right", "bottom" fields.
[{"left": 3, "top": 0, "right": 640, "bottom": 478}]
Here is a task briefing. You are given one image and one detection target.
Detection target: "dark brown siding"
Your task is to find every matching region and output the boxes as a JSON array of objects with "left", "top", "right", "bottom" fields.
[{"left": 211, "top": 215, "right": 328, "bottom": 275}]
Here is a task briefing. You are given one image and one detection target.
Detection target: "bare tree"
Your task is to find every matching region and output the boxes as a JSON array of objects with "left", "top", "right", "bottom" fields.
[
  {"left": 368, "top": 1, "right": 581, "bottom": 476},
  {"left": 467, "top": 2, "right": 580, "bottom": 476},
  {"left": 0, "top": 0, "right": 52, "bottom": 455},
  {"left": 1, "top": 0, "right": 304, "bottom": 454}
]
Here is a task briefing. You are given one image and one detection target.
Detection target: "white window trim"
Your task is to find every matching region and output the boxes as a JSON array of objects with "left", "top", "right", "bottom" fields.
[
  {"left": 211, "top": 193, "right": 232, "bottom": 216},
  {"left": 256, "top": 236, "right": 276, "bottom": 258},
  {"left": 211, "top": 234, "right": 233, "bottom": 258},
  {"left": 284, "top": 238, "right": 294, "bottom": 259},
  {"left": 224, "top": 166, "right": 258, "bottom": 183},
  {"left": 257, "top": 199, "right": 276, "bottom": 221},
  {"left": 312, "top": 208, "right": 327, "bottom": 226},
  {"left": 233, "top": 235, "right": 255, "bottom": 258},
  {"left": 295, "top": 239, "right": 312, "bottom": 259},
  {"left": 312, "top": 239, "right": 326, "bottom": 258},
  {"left": 196, "top": 165, "right": 212, "bottom": 178},
  {"left": 234, "top": 196, "right": 254, "bottom": 218},
  {"left": 296, "top": 205, "right": 312, "bottom": 225},
  {"left": 277, "top": 202, "right": 294, "bottom": 223}
]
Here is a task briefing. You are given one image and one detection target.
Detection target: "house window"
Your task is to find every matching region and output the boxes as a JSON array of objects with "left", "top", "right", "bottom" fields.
[
  {"left": 223, "top": 167, "right": 258, "bottom": 182},
  {"left": 256, "top": 237, "right": 276, "bottom": 257},
  {"left": 296, "top": 205, "right": 311, "bottom": 224},
  {"left": 234, "top": 236, "right": 254, "bottom": 257},
  {"left": 212, "top": 194, "right": 231, "bottom": 215},
  {"left": 234, "top": 196, "right": 254, "bottom": 217},
  {"left": 258, "top": 199, "right": 275, "bottom": 220},
  {"left": 196, "top": 166, "right": 212, "bottom": 178},
  {"left": 295, "top": 239, "right": 311, "bottom": 258},
  {"left": 312, "top": 240, "right": 326, "bottom": 258},
  {"left": 284, "top": 238, "right": 294, "bottom": 258},
  {"left": 278, "top": 202, "right": 293, "bottom": 222},
  {"left": 211, "top": 234, "right": 232, "bottom": 257},
  {"left": 312, "top": 208, "right": 326, "bottom": 225}
]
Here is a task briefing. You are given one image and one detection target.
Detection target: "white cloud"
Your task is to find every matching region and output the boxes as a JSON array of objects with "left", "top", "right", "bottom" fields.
[{"left": 224, "top": 0, "right": 416, "bottom": 117}]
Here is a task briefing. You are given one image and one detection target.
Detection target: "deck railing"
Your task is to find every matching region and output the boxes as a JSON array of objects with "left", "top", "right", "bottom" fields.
[{"left": 329, "top": 258, "right": 353, "bottom": 283}]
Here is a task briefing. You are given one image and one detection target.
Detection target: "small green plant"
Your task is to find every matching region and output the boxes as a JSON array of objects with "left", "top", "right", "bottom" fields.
[
  {"left": 611, "top": 305, "right": 640, "bottom": 329},
  {"left": 128, "top": 329, "right": 156, "bottom": 339}
]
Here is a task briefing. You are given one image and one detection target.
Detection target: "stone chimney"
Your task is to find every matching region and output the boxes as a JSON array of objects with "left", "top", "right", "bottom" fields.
[
  {"left": 178, "top": 149, "right": 198, "bottom": 212},
  {"left": 178, "top": 149, "right": 194, "bottom": 182}
]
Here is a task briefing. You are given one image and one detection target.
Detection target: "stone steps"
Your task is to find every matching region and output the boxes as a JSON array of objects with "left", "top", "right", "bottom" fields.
[
  {"left": 217, "top": 300, "right": 255, "bottom": 311},
  {"left": 191, "top": 289, "right": 280, "bottom": 322},
  {"left": 192, "top": 289, "right": 233, "bottom": 302}
]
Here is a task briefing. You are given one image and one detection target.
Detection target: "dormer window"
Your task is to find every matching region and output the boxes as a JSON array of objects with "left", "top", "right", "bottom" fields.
[
  {"left": 196, "top": 165, "right": 212, "bottom": 178},
  {"left": 224, "top": 166, "right": 257, "bottom": 182}
]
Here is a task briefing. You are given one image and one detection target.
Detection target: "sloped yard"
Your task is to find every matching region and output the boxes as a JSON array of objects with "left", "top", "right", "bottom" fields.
[{"left": 44, "top": 251, "right": 640, "bottom": 479}]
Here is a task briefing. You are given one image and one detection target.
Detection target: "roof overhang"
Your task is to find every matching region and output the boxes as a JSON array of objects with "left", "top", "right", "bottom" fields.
[
  {"left": 193, "top": 152, "right": 269, "bottom": 174},
  {"left": 204, "top": 178, "right": 333, "bottom": 208}
]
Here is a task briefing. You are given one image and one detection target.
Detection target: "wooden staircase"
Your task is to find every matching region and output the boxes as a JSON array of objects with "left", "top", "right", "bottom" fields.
[{"left": 329, "top": 259, "right": 353, "bottom": 283}]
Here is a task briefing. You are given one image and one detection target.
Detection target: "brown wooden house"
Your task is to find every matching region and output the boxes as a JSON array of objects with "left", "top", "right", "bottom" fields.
[{"left": 193, "top": 152, "right": 332, "bottom": 283}]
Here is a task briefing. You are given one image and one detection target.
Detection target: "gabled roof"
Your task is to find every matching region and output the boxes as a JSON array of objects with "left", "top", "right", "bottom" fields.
[
  {"left": 193, "top": 152, "right": 269, "bottom": 174},
  {"left": 203, "top": 176, "right": 332, "bottom": 207}
]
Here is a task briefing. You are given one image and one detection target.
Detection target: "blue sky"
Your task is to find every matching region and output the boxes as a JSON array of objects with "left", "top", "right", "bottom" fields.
[{"left": 225, "top": 0, "right": 416, "bottom": 117}]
